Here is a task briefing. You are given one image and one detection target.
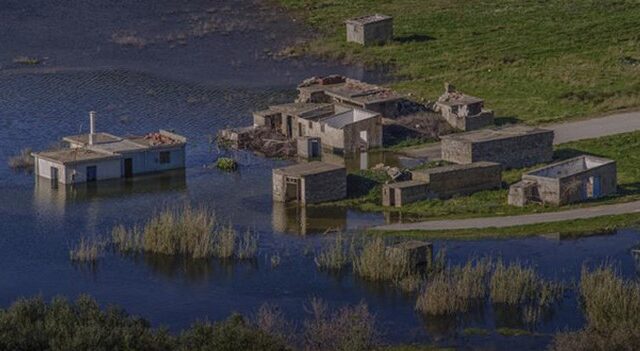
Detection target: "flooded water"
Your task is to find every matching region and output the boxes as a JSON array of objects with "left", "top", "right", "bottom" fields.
[{"left": 1, "top": 1, "right": 639, "bottom": 350}]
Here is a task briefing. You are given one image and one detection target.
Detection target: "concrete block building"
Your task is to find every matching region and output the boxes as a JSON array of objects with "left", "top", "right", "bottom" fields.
[
  {"left": 272, "top": 162, "right": 347, "bottom": 205},
  {"left": 382, "top": 180, "right": 429, "bottom": 207},
  {"left": 508, "top": 155, "right": 617, "bottom": 206},
  {"left": 32, "top": 112, "right": 186, "bottom": 185},
  {"left": 345, "top": 14, "right": 393, "bottom": 46},
  {"left": 254, "top": 102, "right": 382, "bottom": 154},
  {"left": 411, "top": 162, "right": 502, "bottom": 199},
  {"left": 441, "top": 125, "right": 554, "bottom": 169},
  {"left": 435, "top": 83, "right": 494, "bottom": 131}
]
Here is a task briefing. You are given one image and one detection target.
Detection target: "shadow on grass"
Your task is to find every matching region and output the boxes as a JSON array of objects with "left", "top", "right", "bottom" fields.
[
  {"left": 394, "top": 34, "right": 435, "bottom": 43},
  {"left": 494, "top": 116, "right": 523, "bottom": 126}
]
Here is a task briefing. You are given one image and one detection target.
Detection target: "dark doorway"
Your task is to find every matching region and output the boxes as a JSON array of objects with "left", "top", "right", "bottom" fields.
[
  {"left": 124, "top": 158, "right": 133, "bottom": 178},
  {"left": 50, "top": 167, "right": 59, "bottom": 187},
  {"left": 286, "top": 116, "right": 293, "bottom": 138},
  {"left": 86, "top": 166, "right": 97, "bottom": 182}
]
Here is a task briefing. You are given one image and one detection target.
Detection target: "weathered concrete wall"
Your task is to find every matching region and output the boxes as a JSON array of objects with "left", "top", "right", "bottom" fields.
[
  {"left": 302, "top": 168, "right": 347, "bottom": 204},
  {"left": 342, "top": 115, "right": 383, "bottom": 154},
  {"left": 65, "top": 159, "right": 122, "bottom": 184},
  {"left": 412, "top": 161, "right": 502, "bottom": 199},
  {"left": 442, "top": 129, "right": 554, "bottom": 169},
  {"left": 386, "top": 241, "right": 433, "bottom": 268},
  {"left": 297, "top": 137, "right": 321, "bottom": 159},
  {"left": 382, "top": 181, "right": 429, "bottom": 207},
  {"left": 440, "top": 138, "right": 474, "bottom": 164}
]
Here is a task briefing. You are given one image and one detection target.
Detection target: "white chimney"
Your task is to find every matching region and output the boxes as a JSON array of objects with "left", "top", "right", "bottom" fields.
[{"left": 89, "top": 111, "right": 96, "bottom": 145}]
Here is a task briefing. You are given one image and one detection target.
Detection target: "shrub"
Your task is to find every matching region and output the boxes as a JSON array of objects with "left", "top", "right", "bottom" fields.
[
  {"left": 303, "top": 298, "right": 378, "bottom": 351},
  {"left": 216, "top": 157, "right": 238, "bottom": 172}
]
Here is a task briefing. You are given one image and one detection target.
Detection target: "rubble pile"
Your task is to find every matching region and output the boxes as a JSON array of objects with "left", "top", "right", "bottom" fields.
[{"left": 218, "top": 127, "right": 297, "bottom": 158}]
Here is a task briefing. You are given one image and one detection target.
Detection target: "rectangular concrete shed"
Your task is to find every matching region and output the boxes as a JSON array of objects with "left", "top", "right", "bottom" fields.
[
  {"left": 382, "top": 180, "right": 429, "bottom": 207},
  {"left": 440, "top": 125, "right": 554, "bottom": 169},
  {"left": 273, "top": 162, "right": 347, "bottom": 205},
  {"left": 345, "top": 14, "right": 393, "bottom": 46}
]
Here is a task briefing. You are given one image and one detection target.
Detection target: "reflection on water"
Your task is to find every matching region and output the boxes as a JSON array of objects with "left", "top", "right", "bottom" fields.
[
  {"left": 272, "top": 202, "right": 347, "bottom": 235},
  {"left": 33, "top": 170, "right": 187, "bottom": 216}
]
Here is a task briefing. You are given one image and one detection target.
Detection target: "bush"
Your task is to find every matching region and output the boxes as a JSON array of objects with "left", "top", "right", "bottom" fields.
[
  {"left": 303, "top": 298, "right": 378, "bottom": 351},
  {"left": 215, "top": 157, "right": 238, "bottom": 172}
]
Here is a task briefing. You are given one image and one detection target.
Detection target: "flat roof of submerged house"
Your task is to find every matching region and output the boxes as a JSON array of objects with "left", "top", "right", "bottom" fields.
[
  {"left": 32, "top": 148, "right": 120, "bottom": 165},
  {"left": 525, "top": 155, "right": 615, "bottom": 179},
  {"left": 256, "top": 103, "right": 336, "bottom": 121},
  {"left": 441, "top": 125, "right": 553, "bottom": 143},
  {"left": 273, "top": 162, "right": 345, "bottom": 177},
  {"left": 35, "top": 130, "right": 187, "bottom": 165},
  {"left": 346, "top": 14, "right": 392, "bottom": 25}
]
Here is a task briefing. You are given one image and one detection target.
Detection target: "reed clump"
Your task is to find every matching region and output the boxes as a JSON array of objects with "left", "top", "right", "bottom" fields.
[
  {"left": 8, "top": 148, "right": 34, "bottom": 171},
  {"left": 352, "top": 237, "right": 413, "bottom": 282},
  {"left": 415, "top": 258, "right": 492, "bottom": 315},
  {"left": 111, "top": 204, "right": 258, "bottom": 260},
  {"left": 69, "top": 237, "right": 102, "bottom": 263},
  {"left": 314, "top": 234, "right": 349, "bottom": 271},
  {"left": 550, "top": 264, "right": 640, "bottom": 350},
  {"left": 490, "top": 260, "right": 563, "bottom": 308}
]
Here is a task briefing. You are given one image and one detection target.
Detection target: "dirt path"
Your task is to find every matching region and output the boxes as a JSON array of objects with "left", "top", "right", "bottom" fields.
[
  {"left": 375, "top": 201, "right": 640, "bottom": 231},
  {"left": 400, "top": 110, "right": 640, "bottom": 159}
]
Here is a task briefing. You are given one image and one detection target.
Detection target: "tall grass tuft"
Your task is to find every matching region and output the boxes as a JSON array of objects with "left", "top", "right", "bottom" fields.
[
  {"left": 237, "top": 230, "right": 259, "bottom": 260},
  {"left": 69, "top": 237, "right": 102, "bottom": 263},
  {"left": 314, "top": 234, "right": 349, "bottom": 271},
  {"left": 550, "top": 264, "right": 640, "bottom": 350},
  {"left": 490, "top": 260, "right": 562, "bottom": 307},
  {"left": 111, "top": 204, "right": 258, "bottom": 260},
  {"left": 415, "top": 258, "right": 491, "bottom": 315},
  {"left": 8, "top": 148, "right": 34, "bottom": 171},
  {"left": 352, "top": 237, "right": 412, "bottom": 282}
]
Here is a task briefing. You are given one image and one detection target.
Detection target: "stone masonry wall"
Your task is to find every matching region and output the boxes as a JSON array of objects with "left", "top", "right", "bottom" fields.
[
  {"left": 412, "top": 162, "right": 502, "bottom": 199},
  {"left": 302, "top": 168, "right": 347, "bottom": 204},
  {"left": 470, "top": 131, "right": 554, "bottom": 169}
]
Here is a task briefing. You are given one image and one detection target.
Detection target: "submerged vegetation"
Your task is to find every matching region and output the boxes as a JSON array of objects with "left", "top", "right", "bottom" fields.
[
  {"left": 551, "top": 264, "right": 640, "bottom": 351},
  {"left": 7, "top": 148, "right": 34, "bottom": 171},
  {"left": 215, "top": 157, "right": 239, "bottom": 172},
  {"left": 111, "top": 204, "right": 258, "bottom": 260},
  {"left": 69, "top": 237, "right": 103, "bottom": 263}
]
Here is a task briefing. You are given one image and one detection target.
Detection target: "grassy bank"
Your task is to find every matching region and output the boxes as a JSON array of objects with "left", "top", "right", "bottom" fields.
[
  {"left": 279, "top": 0, "right": 640, "bottom": 124},
  {"left": 321, "top": 131, "right": 640, "bottom": 224}
]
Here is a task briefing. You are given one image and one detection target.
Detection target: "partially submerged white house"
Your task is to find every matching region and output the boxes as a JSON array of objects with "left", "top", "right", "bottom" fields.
[{"left": 32, "top": 112, "right": 187, "bottom": 184}]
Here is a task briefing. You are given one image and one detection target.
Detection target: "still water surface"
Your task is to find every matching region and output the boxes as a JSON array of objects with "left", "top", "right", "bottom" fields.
[{"left": 1, "top": 1, "right": 639, "bottom": 349}]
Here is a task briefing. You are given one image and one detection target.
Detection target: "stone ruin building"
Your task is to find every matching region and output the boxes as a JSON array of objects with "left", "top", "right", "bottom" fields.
[
  {"left": 508, "top": 155, "right": 617, "bottom": 207},
  {"left": 435, "top": 83, "right": 495, "bottom": 131},
  {"left": 345, "top": 14, "right": 393, "bottom": 46}
]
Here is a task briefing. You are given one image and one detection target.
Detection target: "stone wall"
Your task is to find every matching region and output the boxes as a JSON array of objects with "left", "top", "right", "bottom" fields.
[
  {"left": 382, "top": 180, "right": 429, "bottom": 207},
  {"left": 302, "top": 168, "right": 347, "bottom": 204},
  {"left": 346, "top": 18, "right": 393, "bottom": 46},
  {"left": 412, "top": 161, "right": 502, "bottom": 199},
  {"left": 440, "top": 137, "right": 474, "bottom": 164}
]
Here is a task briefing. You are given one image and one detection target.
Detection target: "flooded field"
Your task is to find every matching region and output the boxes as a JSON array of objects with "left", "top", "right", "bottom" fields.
[{"left": 1, "top": 1, "right": 639, "bottom": 350}]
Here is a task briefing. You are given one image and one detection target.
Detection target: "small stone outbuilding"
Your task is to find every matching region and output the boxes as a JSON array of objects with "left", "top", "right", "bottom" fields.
[
  {"left": 411, "top": 161, "right": 502, "bottom": 199},
  {"left": 272, "top": 162, "right": 347, "bottom": 205},
  {"left": 382, "top": 180, "right": 429, "bottom": 208},
  {"left": 435, "top": 83, "right": 494, "bottom": 131},
  {"left": 508, "top": 155, "right": 617, "bottom": 207},
  {"left": 441, "top": 125, "right": 554, "bottom": 169},
  {"left": 346, "top": 14, "right": 393, "bottom": 46}
]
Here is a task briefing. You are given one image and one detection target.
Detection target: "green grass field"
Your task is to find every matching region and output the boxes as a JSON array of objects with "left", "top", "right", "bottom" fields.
[
  {"left": 318, "top": 131, "right": 640, "bottom": 221},
  {"left": 279, "top": 0, "right": 640, "bottom": 124}
]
